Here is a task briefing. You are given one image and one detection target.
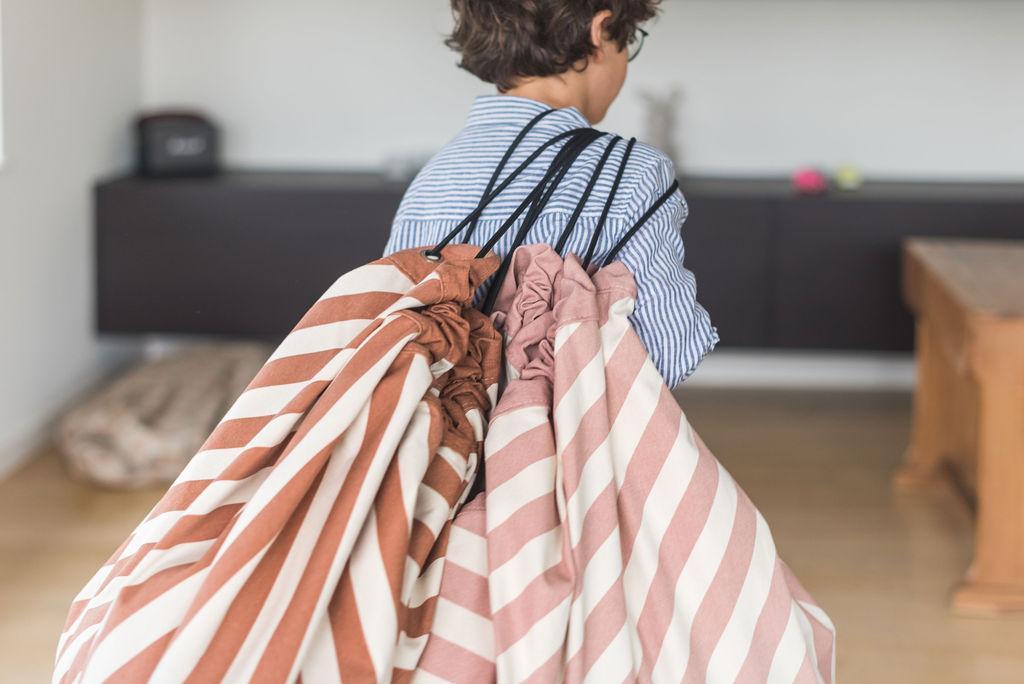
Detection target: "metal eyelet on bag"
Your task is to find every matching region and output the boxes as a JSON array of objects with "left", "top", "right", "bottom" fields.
[{"left": 421, "top": 249, "right": 442, "bottom": 262}]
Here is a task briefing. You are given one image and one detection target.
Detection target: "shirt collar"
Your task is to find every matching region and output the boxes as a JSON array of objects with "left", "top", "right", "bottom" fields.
[{"left": 466, "top": 93, "right": 591, "bottom": 129}]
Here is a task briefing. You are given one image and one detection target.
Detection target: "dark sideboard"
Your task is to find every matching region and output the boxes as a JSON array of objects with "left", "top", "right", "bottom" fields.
[{"left": 95, "top": 171, "right": 1024, "bottom": 350}]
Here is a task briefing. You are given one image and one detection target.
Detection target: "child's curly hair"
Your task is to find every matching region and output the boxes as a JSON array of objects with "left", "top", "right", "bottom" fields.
[{"left": 446, "top": 1, "right": 660, "bottom": 91}]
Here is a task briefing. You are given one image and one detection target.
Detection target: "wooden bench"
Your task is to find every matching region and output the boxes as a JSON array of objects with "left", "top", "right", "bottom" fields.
[{"left": 896, "top": 238, "right": 1024, "bottom": 615}]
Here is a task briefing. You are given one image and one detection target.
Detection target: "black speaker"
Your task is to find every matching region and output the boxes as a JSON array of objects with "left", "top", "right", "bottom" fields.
[{"left": 136, "top": 112, "right": 219, "bottom": 177}]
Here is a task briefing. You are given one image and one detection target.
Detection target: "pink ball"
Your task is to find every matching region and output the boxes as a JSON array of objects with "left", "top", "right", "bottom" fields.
[{"left": 792, "top": 168, "right": 829, "bottom": 195}]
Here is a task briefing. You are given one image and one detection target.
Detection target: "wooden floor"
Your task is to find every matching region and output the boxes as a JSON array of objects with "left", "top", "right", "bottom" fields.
[{"left": 3, "top": 389, "right": 1023, "bottom": 682}]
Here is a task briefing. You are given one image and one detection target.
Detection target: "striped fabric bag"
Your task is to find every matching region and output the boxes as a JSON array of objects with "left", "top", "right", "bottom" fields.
[
  {"left": 420, "top": 244, "right": 836, "bottom": 683},
  {"left": 53, "top": 245, "right": 503, "bottom": 683}
]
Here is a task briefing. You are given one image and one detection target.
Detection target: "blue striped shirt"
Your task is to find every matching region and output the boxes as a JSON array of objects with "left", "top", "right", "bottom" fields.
[{"left": 384, "top": 94, "right": 717, "bottom": 386}]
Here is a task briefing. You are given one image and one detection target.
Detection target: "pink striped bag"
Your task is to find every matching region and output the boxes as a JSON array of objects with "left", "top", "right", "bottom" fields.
[
  {"left": 421, "top": 244, "right": 836, "bottom": 683},
  {"left": 54, "top": 246, "right": 502, "bottom": 683}
]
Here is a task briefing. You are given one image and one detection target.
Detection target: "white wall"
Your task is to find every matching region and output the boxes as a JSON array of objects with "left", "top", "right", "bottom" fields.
[
  {"left": 0, "top": 0, "right": 144, "bottom": 476},
  {"left": 142, "top": 0, "right": 1024, "bottom": 180},
  {"left": 141, "top": 0, "right": 478, "bottom": 172}
]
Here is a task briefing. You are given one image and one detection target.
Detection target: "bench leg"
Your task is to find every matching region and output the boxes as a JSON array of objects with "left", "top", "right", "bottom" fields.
[
  {"left": 953, "top": 378, "right": 1024, "bottom": 615},
  {"left": 895, "top": 320, "right": 953, "bottom": 488}
]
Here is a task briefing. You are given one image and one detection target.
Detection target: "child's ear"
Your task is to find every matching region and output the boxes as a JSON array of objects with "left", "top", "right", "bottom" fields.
[{"left": 589, "top": 9, "right": 614, "bottom": 60}]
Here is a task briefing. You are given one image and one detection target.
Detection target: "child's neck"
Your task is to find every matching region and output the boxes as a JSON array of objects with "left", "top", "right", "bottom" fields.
[{"left": 503, "top": 77, "right": 593, "bottom": 124}]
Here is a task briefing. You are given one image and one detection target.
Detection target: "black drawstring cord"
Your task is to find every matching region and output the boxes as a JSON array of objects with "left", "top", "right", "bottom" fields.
[
  {"left": 423, "top": 127, "right": 591, "bottom": 260},
  {"left": 485, "top": 129, "right": 606, "bottom": 256},
  {"left": 553, "top": 135, "right": 622, "bottom": 256},
  {"left": 423, "top": 117, "right": 675, "bottom": 303},
  {"left": 479, "top": 130, "right": 606, "bottom": 314},
  {"left": 582, "top": 137, "right": 637, "bottom": 269},
  {"left": 473, "top": 129, "right": 600, "bottom": 258},
  {"left": 602, "top": 179, "right": 681, "bottom": 266},
  {"left": 467, "top": 132, "right": 588, "bottom": 266},
  {"left": 463, "top": 108, "right": 555, "bottom": 243}
]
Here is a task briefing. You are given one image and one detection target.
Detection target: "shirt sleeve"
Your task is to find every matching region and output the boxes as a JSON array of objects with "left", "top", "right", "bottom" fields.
[{"left": 612, "top": 156, "right": 718, "bottom": 387}]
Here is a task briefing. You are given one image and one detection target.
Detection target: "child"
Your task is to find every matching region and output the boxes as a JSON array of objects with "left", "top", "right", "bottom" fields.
[{"left": 385, "top": 0, "right": 716, "bottom": 387}]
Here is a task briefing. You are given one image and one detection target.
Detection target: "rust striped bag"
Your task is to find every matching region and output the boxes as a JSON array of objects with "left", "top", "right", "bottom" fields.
[
  {"left": 54, "top": 245, "right": 503, "bottom": 683},
  {"left": 419, "top": 244, "right": 837, "bottom": 683}
]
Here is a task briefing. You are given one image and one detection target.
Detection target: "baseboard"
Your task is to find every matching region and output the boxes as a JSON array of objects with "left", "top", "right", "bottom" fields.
[{"left": 684, "top": 350, "right": 916, "bottom": 391}]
